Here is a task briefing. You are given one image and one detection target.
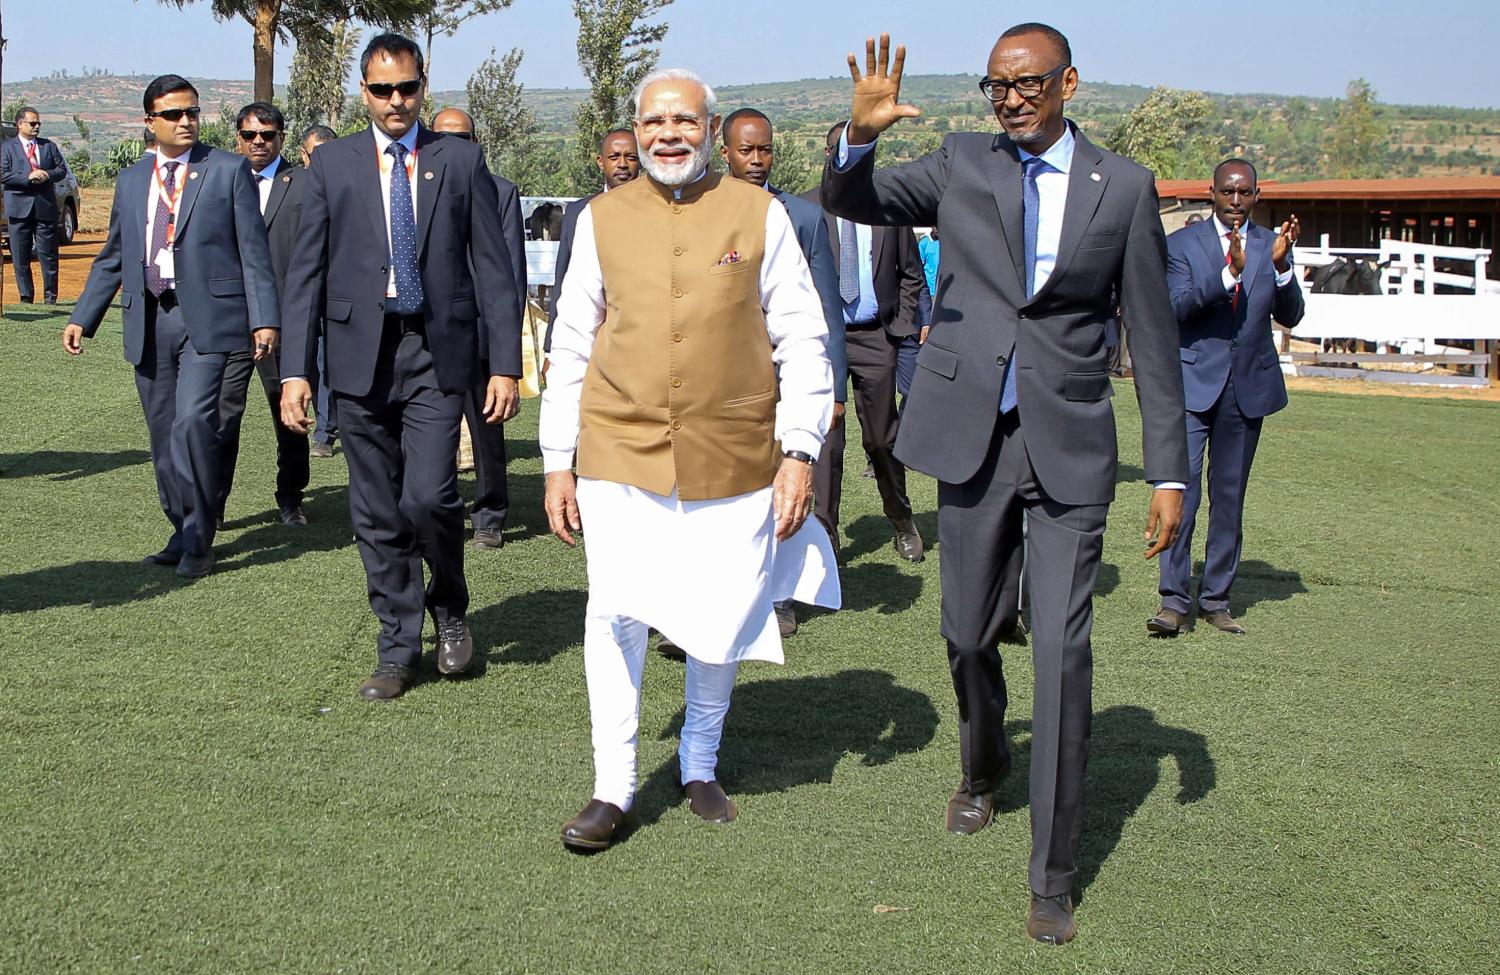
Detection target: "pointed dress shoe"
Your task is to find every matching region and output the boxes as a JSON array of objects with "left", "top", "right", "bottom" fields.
[
  {"left": 143, "top": 546, "right": 183, "bottom": 566},
  {"left": 683, "top": 780, "right": 738, "bottom": 824},
  {"left": 359, "top": 662, "right": 416, "bottom": 700},
  {"left": 892, "top": 518, "right": 925, "bottom": 563},
  {"left": 561, "top": 799, "right": 625, "bottom": 852},
  {"left": 945, "top": 789, "right": 994, "bottom": 834},
  {"left": 279, "top": 505, "right": 308, "bottom": 526},
  {"left": 471, "top": 527, "right": 503, "bottom": 550},
  {"left": 1026, "top": 892, "right": 1077, "bottom": 945},
  {"left": 175, "top": 551, "right": 215, "bottom": 579},
  {"left": 1200, "top": 609, "right": 1246, "bottom": 634},
  {"left": 436, "top": 618, "right": 475, "bottom": 675},
  {"left": 1146, "top": 606, "right": 1188, "bottom": 636}
]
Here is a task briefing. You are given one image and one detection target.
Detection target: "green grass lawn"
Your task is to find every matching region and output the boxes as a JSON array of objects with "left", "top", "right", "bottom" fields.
[{"left": 2, "top": 305, "right": 1497, "bottom": 974}]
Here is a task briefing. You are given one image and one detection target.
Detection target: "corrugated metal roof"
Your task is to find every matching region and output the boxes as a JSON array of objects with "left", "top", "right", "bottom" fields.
[{"left": 1157, "top": 176, "right": 1500, "bottom": 201}]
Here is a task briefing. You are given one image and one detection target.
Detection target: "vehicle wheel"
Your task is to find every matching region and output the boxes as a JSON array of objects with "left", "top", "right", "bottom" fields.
[{"left": 62, "top": 202, "right": 78, "bottom": 245}]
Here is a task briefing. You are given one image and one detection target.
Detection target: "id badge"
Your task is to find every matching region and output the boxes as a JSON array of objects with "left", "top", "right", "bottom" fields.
[{"left": 154, "top": 247, "right": 175, "bottom": 281}]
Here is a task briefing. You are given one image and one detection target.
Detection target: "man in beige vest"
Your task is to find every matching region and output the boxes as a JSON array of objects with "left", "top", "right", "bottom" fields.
[{"left": 541, "top": 68, "right": 840, "bottom": 852}]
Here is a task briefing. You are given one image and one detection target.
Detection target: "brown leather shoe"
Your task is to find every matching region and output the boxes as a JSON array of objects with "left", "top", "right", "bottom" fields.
[
  {"left": 561, "top": 799, "right": 624, "bottom": 852},
  {"left": 1146, "top": 606, "right": 1188, "bottom": 636},
  {"left": 945, "top": 789, "right": 994, "bottom": 834},
  {"left": 892, "top": 518, "right": 925, "bottom": 563},
  {"left": 1026, "top": 892, "right": 1077, "bottom": 944},
  {"left": 774, "top": 600, "right": 797, "bottom": 637},
  {"left": 1200, "top": 609, "right": 1246, "bottom": 634},
  {"left": 656, "top": 632, "right": 687, "bottom": 661},
  {"left": 683, "top": 780, "right": 738, "bottom": 824},
  {"left": 436, "top": 618, "right": 474, "bottom": 675},
  {"left": 359, "top": 662, "right": 415, "bottom": 700}
]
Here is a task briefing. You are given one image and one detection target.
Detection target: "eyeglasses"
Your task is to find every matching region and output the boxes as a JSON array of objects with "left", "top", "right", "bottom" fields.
[
  {"left": 238, "top": 129, "right": 281, "bottom": 142},
  {"left": 366, "top": 79, "right": 423, "bottom": 99},
  {"left": 978, "top": 65, "right": 1069, "bottom": 102},
  {"left": 19, "top": 119, "right": 40, "bottom": 128},
  {"left": 148, "top": 107, "right": 203, "bottom": 122},
  {"left": 634, "top": 113, "right": 703, "bottom": 135},
  {"left": 442, "top": 131, "right": 474, "bottom": 141}
]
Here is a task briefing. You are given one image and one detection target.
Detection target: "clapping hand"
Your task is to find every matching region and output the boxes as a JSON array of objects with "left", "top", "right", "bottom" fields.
[
  {"left": 846, "top": 33, "right": 922, "bottom": 145},
  {"left": 1227, "top": 220, "right": 1246, "bottom": 278},
  {"left": 1272, "top": 214, "right": 1300, "bottom": 272}
]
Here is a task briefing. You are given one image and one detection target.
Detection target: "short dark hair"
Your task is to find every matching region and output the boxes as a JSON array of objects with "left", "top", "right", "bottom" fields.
[
  {"left": 236, "top": 101, "right": 284, "bottom": 131},
  {"left": 1214, "top": 157, "right": 1259, "bottom": 184},
  {"left": 15, "top": 106, "right": 39, "bottom": 122},
  {"left": 599, "top": 127, "right": 635, "bottom": 151},
  {"left": 301, "top": 124, "right": 337, "bottom": 145},
  {"left": 721, "top": 108, "right": 771, "bottom": 144},
  {"left": 825, "top": 120, "right": 850, "bottom": 146},
  {"left": 998, "top": 23, "right": 1072, "bottom": 66},
  {"left": 360, "top": 32, "right": 424, "bottom": 79},
  {"left": 143, "top": 74, "right": 199, "bottom": 114}
]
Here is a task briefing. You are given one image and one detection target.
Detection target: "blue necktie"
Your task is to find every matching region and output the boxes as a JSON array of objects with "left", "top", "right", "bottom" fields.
[
  {"left": 385, "top": 141, "right": 424, "bottom": 315},
  {"left": 837, "top": 218, "right": 860, "bottom": 304},
  {"left": 1001, "top": 155, "right": 1047, "bottom": 414}
]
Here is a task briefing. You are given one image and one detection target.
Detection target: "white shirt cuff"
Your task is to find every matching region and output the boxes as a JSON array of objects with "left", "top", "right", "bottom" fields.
[
  {"left": 834, "top": 126, "right": 876, "bottom": 172},
  {"left": 1220, "top": 265, "right": 1239, "bottom": 292},
  {"left": 779, "top": 429, "right": 822, "bottom": 461},
  {"left": 1152, "top": 481, "right": 1186, "bottom": 491},
  {"left": 1274, "top": 265, "right": 1296, "bottom": 287},
  {"left": 541, "top": 447, "right": 576, "bottom": 474}
]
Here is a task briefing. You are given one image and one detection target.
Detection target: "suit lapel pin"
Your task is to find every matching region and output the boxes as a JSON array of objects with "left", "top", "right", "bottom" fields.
[
  {"left": 423, "top": 171, "right": 434, "bottom": 180},
  {"left": 1090, "top": 172, "right": 1101, "bottom": 182},
  {"left": 189, "top": 171, "right": 199, "bottom": 180},
  {"left": 282, "top": 174, "right": 291, "bottom": 182}
]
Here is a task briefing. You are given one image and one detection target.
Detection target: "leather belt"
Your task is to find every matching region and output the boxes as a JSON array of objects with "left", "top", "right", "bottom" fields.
[{"left": 384, "top": 312, "right": 425, "bottom": 336}]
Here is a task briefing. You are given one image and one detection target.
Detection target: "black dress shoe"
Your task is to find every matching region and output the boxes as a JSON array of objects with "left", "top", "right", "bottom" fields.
[
  {"left": 279, "top": 505, "right": 308, "bottom": 526},
  {"left": 359, "top": 662, "right": 416, "bottom": 700},
  {"left": 892, "top": 518, "right": 925, "bottom": 563},
  {"left": 774, "top": 600, "right": 797, "bottom": 637},
  {"left": 143, "top": 546, "right": 183, "bottom": 566},
  {"left": 561, "top": 799, "right": 625, "bottom": 852},
  {"left": 1200, "top": 609, "right": 1246, "bottom": 634},
  {"left": 175, "top": 552, "right": 214, "bottom": 579},
  {"left": 683, "top": 780, "right": 738, "bottom": 823},
  {"left": 1146, "top": 606, "right": 1188, "bottom": 637},
  {"left": 1026, "top": 892, "right": 1077, "bottom": 944},
  {"left": 436, "top": 618, "right": 474, "bottom": 675},
  {"left": 861, "top": 463, "right": 875, "bottom": 479},
  {"left": 471, "top": 527, "right": 503, "bottom": 550}
]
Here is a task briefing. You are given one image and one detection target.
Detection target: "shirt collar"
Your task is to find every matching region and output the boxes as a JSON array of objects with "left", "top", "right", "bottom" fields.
[
  {"left": 1211, "top": 213, "right": 1253, "bottom": 239},
  {"left": 371, "top": 123, "right": 420, "bottom": 157},
  {"left": 254, "top": 156, "right": 281, "bottom": 180},
  {"left": 1017, "top": 122, "right": 1075, "bottom": 174}
]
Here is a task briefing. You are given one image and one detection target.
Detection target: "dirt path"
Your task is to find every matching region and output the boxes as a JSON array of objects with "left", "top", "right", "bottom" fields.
[{"left": 1, "top": 233, "right": 106, "bottom": 306}]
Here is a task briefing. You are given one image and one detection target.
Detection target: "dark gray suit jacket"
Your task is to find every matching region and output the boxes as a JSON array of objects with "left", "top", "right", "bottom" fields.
[
  {"left": 74, "top": 144, "right": 279, "bottom": 366},
  {"left": 823, "top": 126, "right": 1187, "bottom": 506},
  {"left": 772, "top": 185, "right": 848, "bottom": 404},
  {"left": 261, "top": 161, "right": 301, "bottom": 288},
  {"left": 1, "top": 136, "right": 66, "bottom": 221},
  {"left": 802, "top": 185, "right": 923, "bottom": 339},
  {"left": 544, "top": 192, "right": 595, "bottom": 350},
  {"left": 480, "top": 172, "right": 527, "bottom": 363}
]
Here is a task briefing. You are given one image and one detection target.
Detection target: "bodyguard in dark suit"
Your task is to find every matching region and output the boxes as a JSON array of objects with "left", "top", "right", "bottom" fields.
[
  {"left": 430, "top": 107, "right": 528, "bottom": 551},
  {"left": 215, "top": 102, "right": 311, "bottom": 528},
  {"left": 2, "top": 108, "right": 66, "bottom": 303},
  {"left": 65, "top": 76, "right": 279, "bottom": 579},
  {"left": 279, "top": 34, "right": 522, "bottom": 700},
  {"left": 805, "top": 121, "right": 925, "bottom": 561},
  {"left": 825, "top": 27, "right": 1187, "bottom": 943},
  {"left": 1150, "top": 160, "right": 1304, "bottom": 637}
]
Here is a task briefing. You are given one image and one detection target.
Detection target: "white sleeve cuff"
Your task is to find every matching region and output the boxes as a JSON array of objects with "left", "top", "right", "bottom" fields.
[
  {"left": 1274, "top": 265, "right": 1296, "bottom": 287},
  {"left": 541, "top": 448, "right": 576, "bottom": 474},
  {"left": 779, "top": 430, "right": 822, "bottom": 461},
  {"left": 1220, "top": 265, "right": 1239, "bottom": 292},
  {"left": 1152, "top": 481, "right": 1187, "bottom": 491},
  {"left": 834, "top": 125, "right": 876, "bottom": 172}
]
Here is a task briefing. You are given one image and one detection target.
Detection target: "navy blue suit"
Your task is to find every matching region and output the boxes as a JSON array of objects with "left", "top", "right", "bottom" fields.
[
  {"left": 1159, "top": 219, "right": 1305, "bottom": 616},
  {"left": 3, "top": 135, "right": 67, "bottom": 301},
  {"left": 73, "top": 144, "right": 278, "bottom": 558}
]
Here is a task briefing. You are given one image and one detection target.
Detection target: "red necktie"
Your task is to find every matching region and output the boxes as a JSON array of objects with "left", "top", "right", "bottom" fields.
[
  {"left": 1225, "top": 231, "right": 1241, "bottom": 312},
  {"left": 25, "top": 142, "right": 38, "bottom": 167}
]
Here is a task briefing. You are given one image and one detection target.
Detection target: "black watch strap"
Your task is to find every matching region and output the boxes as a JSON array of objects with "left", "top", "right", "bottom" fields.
[{"left": 783, "top": 449, "right": 815, "bottom": 465}]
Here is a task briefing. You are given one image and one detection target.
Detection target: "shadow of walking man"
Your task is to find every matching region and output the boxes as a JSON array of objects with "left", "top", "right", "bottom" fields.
[
  {"left": 631, "top": 668, "right": 939, "bottom": 828},
  {"left": 997, "top": 704, "right": 1215, "bottom": 898}
]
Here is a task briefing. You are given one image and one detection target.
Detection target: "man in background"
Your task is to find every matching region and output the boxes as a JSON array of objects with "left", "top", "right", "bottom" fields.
[
  {"left": 2, "top": 108, "right": 66, "bottom": 304},
  {"left": 300, "top": 124, "right": 339, "bottom": 459}
]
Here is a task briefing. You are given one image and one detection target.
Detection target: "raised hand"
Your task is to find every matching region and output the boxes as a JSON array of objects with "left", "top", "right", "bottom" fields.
[
  {"left": 1227, "top": 221, "right": 1246, "bottom": 277},
  {"left": 1272, "top": 214, "right": 1300, "bottom": 272},
  {"left": 846, "top": 33, "right": 922, "bottom": 145}
]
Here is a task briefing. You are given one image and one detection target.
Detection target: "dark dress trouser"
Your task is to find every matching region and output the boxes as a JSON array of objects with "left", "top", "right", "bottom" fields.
[
  {"left": 335, "top": 324, "right": 468, "bottom": 667},
  {"left": 216, "top": 347, "right": 311, "bottom": 517},
  {"left": 938, "top": 410, "right": 1108, "bottom": 898},
  {"left": 462, "top": 360, "right": 509, "bottom": 534},
  {"left": 1158, "top": 371, "right": 1263, "bottom": 615},
  {"left": 813, "top": 324, "right": 913, "bottom": 544},
  {"left": 7, "top": 215, "right": 59, "bottom": 301},
  {"left": 135, "top": 293, "right": 227, "bottom": 559}
]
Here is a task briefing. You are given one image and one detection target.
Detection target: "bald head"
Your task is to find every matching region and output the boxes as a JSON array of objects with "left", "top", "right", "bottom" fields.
[{"left": 432, "top": 107, "right": 475, "bottom": 136}]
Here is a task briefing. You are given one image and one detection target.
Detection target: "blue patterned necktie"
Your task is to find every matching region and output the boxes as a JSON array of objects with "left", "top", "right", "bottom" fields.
[
  {"left": 837, "top": 217, "right": 860, "bottom": 304},
  {"left": 145, "top": 160, "right": 179, "bottom": 297},
  {"left": 1001, "top": 154, "right": 1048, "bottom": 414},
  {"left": 385, "top": 141, "right": 424, "bottom": 315}
]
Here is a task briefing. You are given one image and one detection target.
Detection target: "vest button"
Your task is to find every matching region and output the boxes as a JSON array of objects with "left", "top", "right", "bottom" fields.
[
  {"left": 671, "top": 377, "right": 682, "bottom": 388},
  {"left": 672, "top": 205, "right": 682, "bottom": 214},
  {"left": 671, "top": 331, "right": 683, "bottom": 343},
  {"left": 673, "top": 247, "right": 683, "bottom": 256},
  {"left": 672, "top": 288, "right": 683, "bottom": 298},
  {"left": 670, "top": 419, "right": 682, "bottom": 431}
]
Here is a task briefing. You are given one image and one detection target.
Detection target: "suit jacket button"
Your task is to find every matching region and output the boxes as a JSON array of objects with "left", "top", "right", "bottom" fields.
[
  {"left": 1018, "top": 311, "right": 1028, "bottom": 320},
  {"left": 996, "top": 355, "right": 1007, "bottom": 366},
  {"left": 1230, "top": 340, "right": 1238, "bottom": 350},
  {"left": 380, "top": 265, "right": 388, "bottom": 274}
]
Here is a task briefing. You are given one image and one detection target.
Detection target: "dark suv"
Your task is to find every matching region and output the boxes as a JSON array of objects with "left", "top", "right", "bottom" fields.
[{"left": 1, "top": 119, "right": 83, "bottom": 249}]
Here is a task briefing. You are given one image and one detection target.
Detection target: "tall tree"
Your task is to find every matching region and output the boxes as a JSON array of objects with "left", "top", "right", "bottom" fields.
[
  {"left": 156, "top": 0, "right": 425, "bottom": 103},
  {"left": 1105, "top": 86, "right": 1221, "bottom": 179},
  {"left": 569, "top": 0, "right": 671, "bottom": 190},
  {"left": 285, "top": 18, "right": 360, "bottom": 138},
  {"left": 415, "top": 0, "right": 512, "bottom": 83},
  {"left": 1327, "top": 79, "right": 1388, "bottom": 179}
]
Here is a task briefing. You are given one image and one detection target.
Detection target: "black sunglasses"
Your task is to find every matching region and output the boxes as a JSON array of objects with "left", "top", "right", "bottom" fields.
[
  {"left": 978, "top": 65, "right": 1069, "bottom": 102},
  {"left": 19, "top": 118, "right": 40, "bottom": 127},
  {"left": 443, "top": 131, "right": 474, "bottom": 141},
  {"left": 149, "top": 107, "right": 203, "bottom": 122},
  {"left": 238, "top": 129, "right": 282, "bottom": 142},
  {"left": 366, "top": 78, "right": 423, "bottom": 99}
]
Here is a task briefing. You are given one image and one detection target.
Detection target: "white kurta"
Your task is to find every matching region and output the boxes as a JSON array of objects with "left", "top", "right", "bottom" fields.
[{"left": 541, "top": 196, "right": 841, "bottom": 665}]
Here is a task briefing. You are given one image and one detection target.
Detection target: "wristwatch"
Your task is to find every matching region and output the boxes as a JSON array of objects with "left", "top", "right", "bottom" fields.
[{"left": 782, "top": 450, "right": 815, "bottom": 465}]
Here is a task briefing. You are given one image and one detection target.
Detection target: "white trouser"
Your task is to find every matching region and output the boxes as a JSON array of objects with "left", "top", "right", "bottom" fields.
[{"left": 585, "top": 612, "right": 740, "bottom": 810}]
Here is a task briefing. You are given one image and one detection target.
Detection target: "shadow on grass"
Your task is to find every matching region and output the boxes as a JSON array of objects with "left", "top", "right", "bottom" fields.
[
  {"left": 459, "top": 437, "right": 552, "bottom": 546},
  {"left": 839, "top": 561, "right": 924, "bottom": 614},
  {"left": 842, "top": 509, "right": 940, "bottom": 562},
  {"left": 627, "top": 669, "right": 939, "bottom": 830},
  {"left": 996, "top": 705, "right": 1215, "bottom": 897},
  {"left": 1116, "top": 462, "right": 1146, "bottom": 484},
  {"left": 1223, "top": 560, "right": 1309, "bottom": 615},
  {"left": 470, "top": 587, "right": 586, "bottom": 665},
  {"left": 0, "top": 449, "right": 152, "bottom": 480}
]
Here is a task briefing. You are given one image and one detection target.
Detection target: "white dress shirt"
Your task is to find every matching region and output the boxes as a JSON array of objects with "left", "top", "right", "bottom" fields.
[
  {"left": 1212, "top": 214, "right": 1297, "bottom": 291},
  {"left": 144, "top": 145, "right": 192, "bottom": 290},
  {"left": 252, "top": 156, "right": 281, "bottom": 214},
  {"left": 370, "top": 124, "right": 421, "bottom": 298}
]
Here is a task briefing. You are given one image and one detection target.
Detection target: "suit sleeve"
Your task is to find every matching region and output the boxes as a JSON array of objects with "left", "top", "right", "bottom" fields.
[
  {"left": 1272, "top": 247, "right": 1306, "bottom": 328},
  {"left": 279, "top": 150, "right": 331, "bottom": 381},
  {"left": 232, "top": 157, "right": 279, "bottom": 330},
  {"left": 806, "top": 212, "right": 848, "bottom": 404},
  {"left": 1166, "top": 232, "right": 1228, "bottom": 325},
  {"left": 821, "top": 135, "right": 950, "bottom": 228},
  {"left": 1, "top": 143, "right": 26, "bottom": 190},
  {"left": 1119, "top": 177, "right": 1188, "bottom": 484},
  {"left": 72, "top": 182, "right": 127, "bottom": 333},
  {"left": 499, "top": 180, "right": 528, "bottom": 322},
  {"left": 469, "top": 152, "right": 522, "bottom": 378}
]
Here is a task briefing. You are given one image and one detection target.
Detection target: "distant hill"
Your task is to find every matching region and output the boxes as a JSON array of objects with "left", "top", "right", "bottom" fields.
[{"left": 6, "top": 71, "right": 1498, "bottom": 181}]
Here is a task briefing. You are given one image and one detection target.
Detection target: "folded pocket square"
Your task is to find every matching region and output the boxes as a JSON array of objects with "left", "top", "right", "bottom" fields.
[{"left": 715, "top": 250, "right": 742, "bottom": 266}]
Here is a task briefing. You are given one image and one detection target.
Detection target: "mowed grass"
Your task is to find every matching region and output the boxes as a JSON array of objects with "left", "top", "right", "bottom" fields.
[{"left": 2, "top": 304, "right": 1497, "bottom": 974}]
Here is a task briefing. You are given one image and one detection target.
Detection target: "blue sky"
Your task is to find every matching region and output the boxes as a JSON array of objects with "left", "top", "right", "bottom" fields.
[{"left": 6, "top": 0, "right": 1499, "bottom": 108}]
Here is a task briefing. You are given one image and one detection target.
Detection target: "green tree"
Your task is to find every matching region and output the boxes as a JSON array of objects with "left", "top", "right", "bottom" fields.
[
  {"left": 466, "top": 46, "right": 565, "bottom": 194},
  {"left": 568, "top": 0, "right": 672, "bottom": 192},
  {"left": 1327, "top": 78, "right": 1388, "bottom": 178},
  {"left": 767, "top": 131, "right": 815, "bottom": 194},
  {"left": 1105, "top": 86, "right": 1219, "bottom": 179},
  {"left": 285, "top": 17, "right": 360, "bottom": 139},
  {"left": 415, "top": 0, "right": 512, "bottom": 82}
]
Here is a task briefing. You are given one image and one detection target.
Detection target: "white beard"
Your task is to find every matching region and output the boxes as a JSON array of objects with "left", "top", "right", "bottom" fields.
[{"left": 641, "top": 139, "right": 711, "bottom": 187}]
